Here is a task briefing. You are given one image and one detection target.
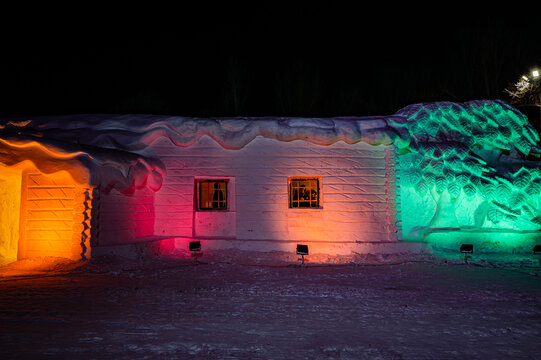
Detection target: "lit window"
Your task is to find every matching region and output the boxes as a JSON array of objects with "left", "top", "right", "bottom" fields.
[
  {"left": 289, "top": 178, "right": 319, "bottom": 208},
  {"left": 198, "top": 180, "right": 228, "bottom": 210}
]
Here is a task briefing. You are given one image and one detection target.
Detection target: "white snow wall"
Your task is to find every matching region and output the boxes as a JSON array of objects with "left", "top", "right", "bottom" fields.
[
  {"left": 148, "top": 136, "right": 399, "bottom": 245},
  {"left": 91, "top": 187, "right": 155, "bottom": 246}
]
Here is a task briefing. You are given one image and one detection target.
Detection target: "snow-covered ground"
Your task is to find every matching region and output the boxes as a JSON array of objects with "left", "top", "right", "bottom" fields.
[{"left": 0, "top": 252, "right": 540, "bottom": 359}]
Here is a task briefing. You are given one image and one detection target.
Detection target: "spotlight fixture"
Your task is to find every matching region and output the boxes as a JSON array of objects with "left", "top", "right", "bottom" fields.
[
  {"left": 189, "top": 241, "right": 201, "bottom": 262},
  {"left": 460, "top": 244, "right": 473, "bottom": 264},
  {"left": 296, "top": 244, "right": 309, "bottom": 265}
]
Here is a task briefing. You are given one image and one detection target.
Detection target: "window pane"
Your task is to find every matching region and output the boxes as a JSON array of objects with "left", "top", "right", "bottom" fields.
[
  {"left": 289, "top": 178, "right": 318, "bottom": 208},
  {"left": 199, "top": 180, "right": 227, "bottom": 210}
]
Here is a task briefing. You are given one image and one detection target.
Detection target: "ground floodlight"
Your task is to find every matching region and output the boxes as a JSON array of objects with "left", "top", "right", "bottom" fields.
[
  {"left": 189, "top": 241, "right": 201, "bottom": 262},
  {"left": 296, "top": 244, "right": 309, "bottom": 265},
  {"left": 296, "top": 244, "right": 309, "bottom": 255},
  {"left": 460, "top": 244, "right": 473, "bottom": 264}
]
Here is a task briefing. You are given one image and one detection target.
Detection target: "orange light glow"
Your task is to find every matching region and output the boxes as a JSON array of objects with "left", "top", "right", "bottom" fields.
[
  {"left": 0, "top": 157, "right": 93, "bottom": 265},
  {"left": 0, "top": 165, "right": 22, "bottom": 265},
  {"left": 19, "top": 169, "right": 92, "bottom": 261},
  {"left": 0, "top": 138, "right": 93, "bottom": 160}
]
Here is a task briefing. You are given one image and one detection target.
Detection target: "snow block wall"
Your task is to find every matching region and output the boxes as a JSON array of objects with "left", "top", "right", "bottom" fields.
[
  {"left": 19, "top": 171, "right": 91, "bottom": 260},
  {"left": 5, "top": 100, "right": 538, "bottom": 259},
  {"left": 92, "top": 188, "right": 155, "bottom": 246},
  {"left": 149, "top": 136, "right": 399, "bottom": 246}
]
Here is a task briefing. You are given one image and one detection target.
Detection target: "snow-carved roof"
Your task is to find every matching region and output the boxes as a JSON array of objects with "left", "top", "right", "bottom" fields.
[
  {"left": 0, "top": 99, "right": 538, "bottom": 194},
  {"left": 395, "top": 99, "right": 540, "bottom": 155}
]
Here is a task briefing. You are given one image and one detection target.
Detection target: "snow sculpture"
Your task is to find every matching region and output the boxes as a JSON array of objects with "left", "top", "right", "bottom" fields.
[
  {"left": 1, "top": 99, "right": 540, "bottom": 240},
  {"left": 394, "top": 100, "right": 541, "bottom": 241},
  {"left": 0, "top": 121, "right": 165, "bottom": 195},
  {"left": 0, "top": 113, "right": 410, "bottom": 194}
]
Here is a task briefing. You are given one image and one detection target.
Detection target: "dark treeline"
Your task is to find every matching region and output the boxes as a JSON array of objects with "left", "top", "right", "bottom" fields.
[{"left": 0, "top": 9, "right": 539, "bottom": 118}]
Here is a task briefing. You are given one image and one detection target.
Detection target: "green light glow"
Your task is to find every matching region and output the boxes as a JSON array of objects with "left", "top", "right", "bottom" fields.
[{"left": 395, "top": 100, "right": 541, "bottom": 252}]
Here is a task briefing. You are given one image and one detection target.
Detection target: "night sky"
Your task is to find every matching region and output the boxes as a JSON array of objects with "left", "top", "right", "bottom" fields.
[{"left": 1, "top": 7, "right": 539, "bottom": 118}]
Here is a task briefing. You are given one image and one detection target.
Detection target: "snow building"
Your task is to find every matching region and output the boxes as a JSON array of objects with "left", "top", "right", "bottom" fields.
[{"left": 1, "top": 100, "right": 540, "bottom": 265}]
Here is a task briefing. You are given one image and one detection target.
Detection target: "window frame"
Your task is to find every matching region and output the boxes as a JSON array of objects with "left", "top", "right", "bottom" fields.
[
  {"left": 197, "top": 179, "right": 229, "bottom": 211},
  {"left": 288, "top": 177, "right": 321, "bottom": 209}
]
